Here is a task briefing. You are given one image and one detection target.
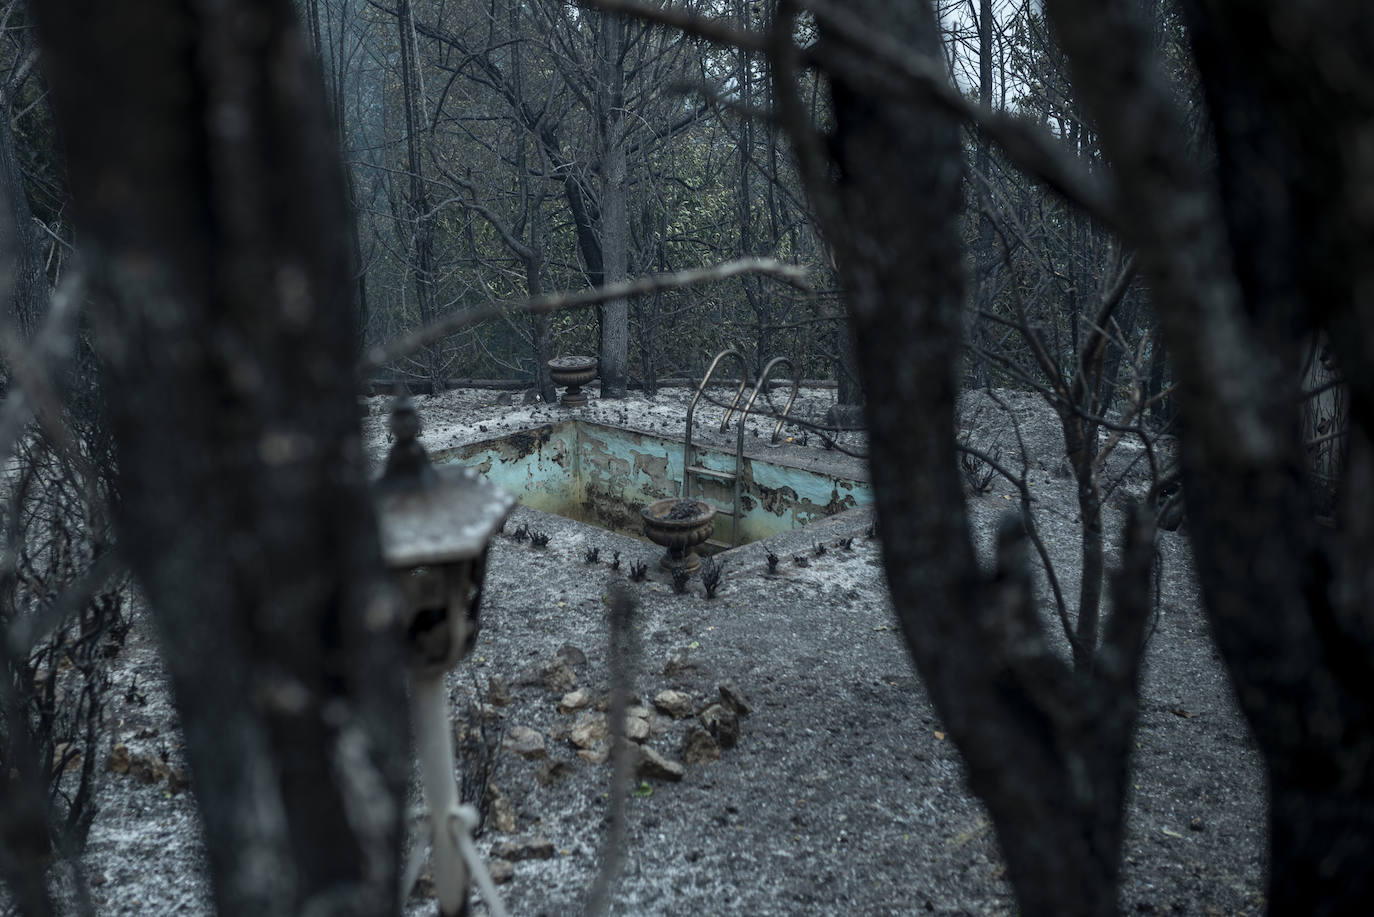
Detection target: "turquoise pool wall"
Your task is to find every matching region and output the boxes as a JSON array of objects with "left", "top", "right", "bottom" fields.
[
  {"left": 433, "top": 421, "right": 870, "bottom": 545},
  {"left": 432, "top": 424, "right": 580, "bottom": 518}
]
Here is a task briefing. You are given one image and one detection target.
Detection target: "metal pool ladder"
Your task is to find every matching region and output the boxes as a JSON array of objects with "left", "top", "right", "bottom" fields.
[{"left": 682, "top": 349, "right": 801, "bottom": 547}]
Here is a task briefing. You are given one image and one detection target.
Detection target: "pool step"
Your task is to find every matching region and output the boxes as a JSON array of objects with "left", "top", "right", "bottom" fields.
[{"left": 687, "top": 464, "right": 736, "bottom": 483}]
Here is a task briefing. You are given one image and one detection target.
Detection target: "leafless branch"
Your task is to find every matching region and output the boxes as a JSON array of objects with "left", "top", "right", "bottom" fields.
[
  {"left": 0, "top": 270, "right": 86, "bottom": 472},
  {"left": 582, "top": 0, "right": 1120, "bottom": 229},
  {"left": 577, "top": 0, "right": 768, "bottom": 52},
  {"left": 361, "top": 257, "right": 810, "bottom": 373}
]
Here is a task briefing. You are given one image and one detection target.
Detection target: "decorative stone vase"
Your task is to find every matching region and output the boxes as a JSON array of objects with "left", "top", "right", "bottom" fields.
[
  {"left": 641, "top": 498, "right": 716, "bottom": 573},
  {"left": 548, "top": 356, "right": 598, "bottom": 407}
]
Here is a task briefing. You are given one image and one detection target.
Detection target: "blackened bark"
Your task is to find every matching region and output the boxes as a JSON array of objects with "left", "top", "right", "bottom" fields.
[
  {"left": 0, "top": 685, "right": 54, "bottom": 916},
  {"left": 562, "top": 167, "right": 604, "bottom": 288},
  {"left": 1046, "top": 1, "right": 1374, "bottom": 912},
  {"left": 1146, "top": 332, "right": 1171, "bottom": 426},
  {"left": 772, "top": 3, "right": 1153, "bottom": 914},
  {"left": 969, "top": 0, "right": 995, "bottom": 388},
  {"left": 527, "top": 250, "right": 556, "bottom": 402},
  {"left": 32, "top": 3, "right": 409, "bottom": 915},
  {"left": 1061, "top": 406, "right": 1105, "bottom": 669},
  {"left": 1097, "top": 293, "right": 1139, "bottom": 420},
  {"left": 1301, "top": 335, "right": 1344, "bottom": 518},
  {"left": 832, "top": 316, "right": 863, "bottom": 408},
  {"left": 597, "top": 12, "right": 630, "bottom": 399},
  {"left": 398, "top": 0, "right": 441, "bottom": 392},
  {"left": 0, "top": 106, "right": 46, "bottom": 339}
]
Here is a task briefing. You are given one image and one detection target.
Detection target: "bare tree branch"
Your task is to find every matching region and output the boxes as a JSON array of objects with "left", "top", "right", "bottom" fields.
[
  {"left": 360, "top": 257, "right": 811, "bottom": 374},
  {"left": 582, "top": 0, "right": 1121, "bottom": 229}
]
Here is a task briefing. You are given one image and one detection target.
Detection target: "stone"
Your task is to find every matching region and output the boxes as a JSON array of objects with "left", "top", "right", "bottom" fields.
[
  {"left": 653, "top": 689, "right": 696, "bottom": 719},
  {"left": 636, "top": 745, "right": 685, "bottom": 782},
  {"left": 488, "top": 858, "right": 515, "bottom": 885},
  {"left": 543, "top": 659, "right": 577, "bottom": 694},
  {"left": 595, "top": 692, "right": 642, "bottom": 712},
  {"left": 649, "top": 714, "right": 673, "bottom": 738},
  {"left": 492, "top": 836, "right": 555, "bottom": 862},
  {"left": 485, "top": 785, "right": 517, "bottom": 834},
  {"left": 502, "top": 726, "right": 547, "bottom": 760},
  {"left": 557, "top": 689, "right": 593, "bottom": 714},
  {"left": 577, "top": 744, "right": 610, "bottom": 766},
  {"left": 535, "top": 760, "right": 578, "bottom": 787},
  {"left": 682, "top": 725, "right": 721, "bottom": 765},
  {"left": 698, "top": 704, "right": 740, "bottom": 749},
  {"left": 663, "top": 652, "right": 698, "bottom": 679},
  {"left": 582, "top": 707, "right": 650, "bottom": 742},
  {"left": 625, "top": 715, "right": 651, "bottom": 743},
  {"left": 569, "top": 712, "right": 609, "bottom": 749},
  {"left": 109, "top": 747, "right": 168, "bottom": 785},
  {"left": 107, "top": 743, "right": 130, "bottom": 775},
  {"left": 488, "top": 676, "right": 512, "bottom": 707},
  {"left": 718, "top": 683, "right": 753, "bottom": 717},
  {"left": 556, "top": 643, "right": 588, "bottom": 667},
  {"left": 128, "top": 757, "right": 162, "bottom": 784}
]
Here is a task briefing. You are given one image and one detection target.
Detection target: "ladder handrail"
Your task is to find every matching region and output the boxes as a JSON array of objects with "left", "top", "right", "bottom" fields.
[
  {"left": 684, "top": 349, "right": 749, "bottom": 498},
  {"left": 738, "top": 356, "right": 801, "bottom": 445},
  {"left": 684, "top": 350, "right": 800, "bottom": 548}
]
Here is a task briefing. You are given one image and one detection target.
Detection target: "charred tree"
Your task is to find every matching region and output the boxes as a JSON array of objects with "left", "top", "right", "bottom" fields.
[
  {"left": 1045, "top": 0, "right": 1374, "bottom": 911},
  {"left": 769, "top": 2, "right": 1155, "bottom": 914},
  {"left": 32, "top": 3, "right": 410, "bottom": 914}
]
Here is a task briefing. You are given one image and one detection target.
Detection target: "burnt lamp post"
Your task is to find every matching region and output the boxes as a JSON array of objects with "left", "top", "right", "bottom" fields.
[{"left": 374, "top": 399, "right": 514, "bottom": 917}]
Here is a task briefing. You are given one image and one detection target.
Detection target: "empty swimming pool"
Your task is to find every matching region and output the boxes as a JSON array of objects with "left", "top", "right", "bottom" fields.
[{"left": 432, "top": 419, "right": 870, "bottom": 548}]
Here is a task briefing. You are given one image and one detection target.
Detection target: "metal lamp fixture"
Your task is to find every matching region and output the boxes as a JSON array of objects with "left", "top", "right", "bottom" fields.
[{"left": 374, "top": 398, "right": 514, "bottom": 917}]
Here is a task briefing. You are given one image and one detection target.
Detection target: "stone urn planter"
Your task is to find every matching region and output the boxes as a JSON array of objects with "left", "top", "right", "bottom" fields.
[
  {"left": 641, "top": 498, "right": 716, "bottom": 573},
  {"left": 548, "top": 355, "right": 598, "bottom": 407}
]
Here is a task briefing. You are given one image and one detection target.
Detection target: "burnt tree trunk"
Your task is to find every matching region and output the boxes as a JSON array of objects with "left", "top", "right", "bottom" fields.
[
  {"left": 771, "top": 2, "right": 1154, "bottom": 914},
  {"left": 0, "top": 94, "right": 46, "bottom": 340},
  {"left": 32, "top": 3, "right": 409, "bottom": 915},
  {"left": 596, "top": 11, "right": 630, "bottom": 399},
  {"left": 397, "top": 0, "right": 441, "bottom": 392},
  {"left": 1046, "top": 0, "right": 1374, "bottom": 912},
  {"left": 968, "top": 0, "right": 995, "bottom": 388},
  {"left": 1061, "top": 406, "right": 1106, "bottom": 669},
  {"left": 527, "top": 247, "right": 556, "bottom": 403}
]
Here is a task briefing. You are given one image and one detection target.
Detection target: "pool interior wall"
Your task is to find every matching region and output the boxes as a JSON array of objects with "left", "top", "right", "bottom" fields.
[{"left": 432, "top": 420, "right": 871, "bottom": 547}]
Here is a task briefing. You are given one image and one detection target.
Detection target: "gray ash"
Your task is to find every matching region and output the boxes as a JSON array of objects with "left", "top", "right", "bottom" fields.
[{"left": 667, "top": 499, "right": 701, "bottom": 520}]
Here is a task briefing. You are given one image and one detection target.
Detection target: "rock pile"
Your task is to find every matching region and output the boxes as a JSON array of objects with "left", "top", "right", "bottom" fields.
[
  {"left": 469, "top": 645, "right": 756, "bottom": 892},
  {"left": 491, "top": 647, "right": 753, "bottom": 789}
]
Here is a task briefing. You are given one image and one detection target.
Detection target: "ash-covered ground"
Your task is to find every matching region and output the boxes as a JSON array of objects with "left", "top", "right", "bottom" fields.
[{"left": 27, "top": 386, "right": 1265, "bottom": 916}]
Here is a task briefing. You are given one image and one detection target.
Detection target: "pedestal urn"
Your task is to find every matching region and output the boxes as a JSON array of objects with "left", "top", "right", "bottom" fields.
[
  {"left": 641, "top": 498, "right": 716, "bottom": 573},
  {"left": 548, "top": 356, "right": 598, "bottom": 407}
]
